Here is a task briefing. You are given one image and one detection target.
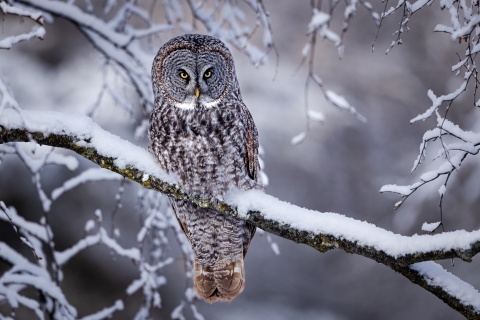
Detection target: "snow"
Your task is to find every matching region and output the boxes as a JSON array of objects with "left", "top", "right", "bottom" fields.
[
  {"left": 308, "top": 110, "right": 325, "bottom": 122},
  {"left": 54, "top": 227, "right": 140, "bottom": 265},
  {"left": 438, "top": 184, "right": 446, "bottom": 196},
  {"left": 0, "top": 108, "right": 176, "bottom": 184},
  {"left": 0, "top": 202, "right": 48, "bottom": 242},
  {"left": 79, "top": 300, "right": 124, "bottom": 320},
  {"left": 99, "top": 228, "right": 140, "bottom": 261},
  {"left": 307, "top": 9, "right": 330, "bottom": 34},
  {"left": 51, "top": 168, "right": 122, "bottom": 200},
  {"left": 422, "top": 221, "right": 441, "bottom": 232},
  {"left": 270, "top": 242, "right": 280, "bottom": 255},
  {"left": 19, "top": 0, "right": 130, "bottom": 46},
  {"left": 470, "top": 42, "right": 480, "bottom": 55},
  {"left": 291, "top": 131, "right": 307, "bottom": 145},
  {"left": 411, "top": 81, "right": 467, "bottom": 123},
  {"left": 451, "top": 14, "right": 480, "bottom": 40},
  {"left": 302, "top": 43, "right": 311, "bottom": 57},
  {"left": 363, "top": 2, "right": 373, "bottom": 10},
  {"left": 0, "top": 26, "right": 46, "bottom": 50},
  {"left": 434, "top": 24, "right": 453, "bottom": 33},
  {"left": 380, "top": 184, "right": 415, "bottom": 196},
  {"left": 84, "top": 219, "right": 95, "bottom": 232},
  {"left": 226, "top": 189, "right": 480, "bottom": 258},
  {"left": 2, "top": 272, "right": 76, "bottom": 317},
  {"left": 46, "top": 152, "right": 78, "bottom": 170},
  {"left": 312, "top": 74, "right": 323, "bottom": 85},
  {"left": 94, "top": 209, "right": 103, "bottom": 222},
  {"left": 437, "top": 112, "right": 480, "bottom": 144},
  {"left": 325, "top": 90, "right": 366, "bottom": 123},
  {"left": 126, "top": 277, "right": 144, "bottom": 295},
  {"left": 420, "top": 170, "right": 439, "bottom": 182},
  {"left": 259, "top": 171, "right": 269, "bottom": 187},
  {"left": 410, "top": 0, "right": 430, "bottom": 12},
  {"left": 411, "top": 262, "right": 480, "bottom": 310},
  {"left": 451, "top": 58, "right": 467, "bottom": 71},
  {"left": 0, "top": 2, "right": 43, "bottom": 23},
  {"left": 55, "top": 234, "right": 101, "bottom": 266},
  {"left": 171, "top": 301, "right": 185, "bottom": 320}
]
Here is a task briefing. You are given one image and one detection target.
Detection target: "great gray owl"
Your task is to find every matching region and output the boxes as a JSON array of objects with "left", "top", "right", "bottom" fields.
[{"left": 148, "top": 34, "right": 262, "bottom": 302}]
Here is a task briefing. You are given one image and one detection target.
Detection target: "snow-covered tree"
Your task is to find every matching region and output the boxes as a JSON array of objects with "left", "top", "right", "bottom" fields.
[{"left": 1, "top": 0, "right": 480, "bottom": 319}]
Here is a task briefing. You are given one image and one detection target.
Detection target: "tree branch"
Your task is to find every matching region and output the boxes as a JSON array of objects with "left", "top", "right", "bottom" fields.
[{"left": 1, "top": 109, "right": 480, "bottom": 319}]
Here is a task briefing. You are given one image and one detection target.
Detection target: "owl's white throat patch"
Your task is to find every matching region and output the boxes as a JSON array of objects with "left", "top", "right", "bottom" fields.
[{"left": 173, "top": 98, "right": 219, "bottom": 110}]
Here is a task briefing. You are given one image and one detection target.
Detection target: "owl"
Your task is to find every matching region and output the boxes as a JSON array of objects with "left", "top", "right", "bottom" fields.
[{"left": 148, "top": 34, "right": 262, "bottom": 302}]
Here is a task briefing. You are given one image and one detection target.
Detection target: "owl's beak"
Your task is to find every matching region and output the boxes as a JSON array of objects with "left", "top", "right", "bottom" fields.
[{"left": 195, "top": 87, "right": 200, "bottom": 98}]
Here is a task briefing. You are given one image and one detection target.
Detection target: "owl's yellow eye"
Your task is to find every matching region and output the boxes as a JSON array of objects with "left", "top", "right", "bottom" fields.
[
  {"left": 179, "top": 71, "right": 189, "bottom": 79},
  {"left": 204, "top": 70, "right": 212, "bottom": 78}
]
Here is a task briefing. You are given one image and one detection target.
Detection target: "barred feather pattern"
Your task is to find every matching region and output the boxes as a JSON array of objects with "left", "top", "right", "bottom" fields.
[{"left": 148, "top": 34, "right": 261, "bottom": 302}]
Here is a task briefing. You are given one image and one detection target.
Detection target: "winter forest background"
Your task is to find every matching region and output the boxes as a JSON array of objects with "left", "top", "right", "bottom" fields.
[{"left": 1, "top": 0, "right": 480, "bottom": 319}]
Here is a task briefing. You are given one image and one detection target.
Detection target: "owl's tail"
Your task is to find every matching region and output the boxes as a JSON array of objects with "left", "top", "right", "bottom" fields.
[{"left": 193, "top": 257, "right": 245, "bottom": 303}]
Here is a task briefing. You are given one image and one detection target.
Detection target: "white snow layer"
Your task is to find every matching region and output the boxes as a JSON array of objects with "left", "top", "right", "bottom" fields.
[
  {"left": 79, "top": 300, "right": 124, "bottom": 320},
  {"left": 422, "top": 221, "right": 441, "bottom": 232},
  {"left": 411, "top": 262, "right": 480, "bottom": 311},
  {"left": 307, "top": 9, "right": 330, "bottom": 34},
  {"left": 226, "top": 189, "right": 480, "bottom": 258},
  {"left": 291, "top": 131, "right": 307, "bottom": 145},
  {"left": 0, "top": 108, "right": 176, "bottom": 184},
  {"left": 51, "top": 168, "right": 122, "bottom": 200}
]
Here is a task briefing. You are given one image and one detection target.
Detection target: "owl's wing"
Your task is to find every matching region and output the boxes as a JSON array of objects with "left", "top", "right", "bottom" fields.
[
  {"left": 243, "top": 104, "right": 259, "bottom": 182},
  {"left": 242, "top": 104, "right": 260, "bottom": 256},
  {"left": 246, "top": 131, "right": 257, "bottom": 181}
]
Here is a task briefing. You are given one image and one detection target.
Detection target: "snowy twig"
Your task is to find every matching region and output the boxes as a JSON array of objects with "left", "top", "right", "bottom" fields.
[
  {"left": 0, "top": 2, "right": 45, "bottom": 50},
  {"left": 292, "top": 1, "right": 370, "bottom": 145},
  {"left": 1, "top": 109, "right": 480, "bottom": 318}
]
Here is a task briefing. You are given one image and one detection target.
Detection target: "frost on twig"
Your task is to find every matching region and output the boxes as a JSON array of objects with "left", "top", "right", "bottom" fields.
[
  {"left": 372, "top": 0, "right": 433, "bottom": 54},
  {"left": 378, "top": 0, "right": 480, "bottom": 237},
  {"left": 293, "top": 0, "right": 374, "bottom": 144},
  {"left": 0, "top": 2, "right": 45, "bottom": 50},
  {"left": 1, "top": 108, "right": 480, "bottom": 318}
]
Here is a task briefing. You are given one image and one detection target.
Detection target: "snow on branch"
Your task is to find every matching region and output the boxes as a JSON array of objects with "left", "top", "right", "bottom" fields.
[
  {"left": 1, "top": 108, "right": 480, "bottom": 317},
  {"left": 292, "top": 0, "right": 373, "bottom": 145},
  {"left": 381, "top": 111, "right": 480, "bottom": 212},
  {"left": 0, "top": 2, "right": 45, "bottom": 50}
]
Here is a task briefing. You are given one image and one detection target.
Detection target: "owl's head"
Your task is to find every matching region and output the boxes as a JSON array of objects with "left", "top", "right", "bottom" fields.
[{"left": 152, "top": 34, "right": 239, "bottom": 110}]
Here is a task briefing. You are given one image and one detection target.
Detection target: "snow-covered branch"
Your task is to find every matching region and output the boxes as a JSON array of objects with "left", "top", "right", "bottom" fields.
[
  {"left": 0, "top": 2, "right": 45, "bottom": 50},
  {"left": 1, "top": 108, "right": 480, "bottom": 318},
  {"left": 291, "top": 0, "right": 375, "bottom": 145}
]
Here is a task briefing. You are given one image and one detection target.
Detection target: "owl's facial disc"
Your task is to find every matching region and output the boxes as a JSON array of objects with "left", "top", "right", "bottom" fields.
[{"left": 161, "top": 49, "right": 229, "bottom": 110}]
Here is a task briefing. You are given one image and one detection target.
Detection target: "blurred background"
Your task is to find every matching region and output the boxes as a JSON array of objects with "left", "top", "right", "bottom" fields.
[{"left": 1, "top": 1, "right": 480, "bottom": 319}]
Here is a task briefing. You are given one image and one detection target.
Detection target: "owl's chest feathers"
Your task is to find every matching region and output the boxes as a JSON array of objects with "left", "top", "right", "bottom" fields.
[{"left": 151, "top": 104, "right": 250, "bottom": 196}]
